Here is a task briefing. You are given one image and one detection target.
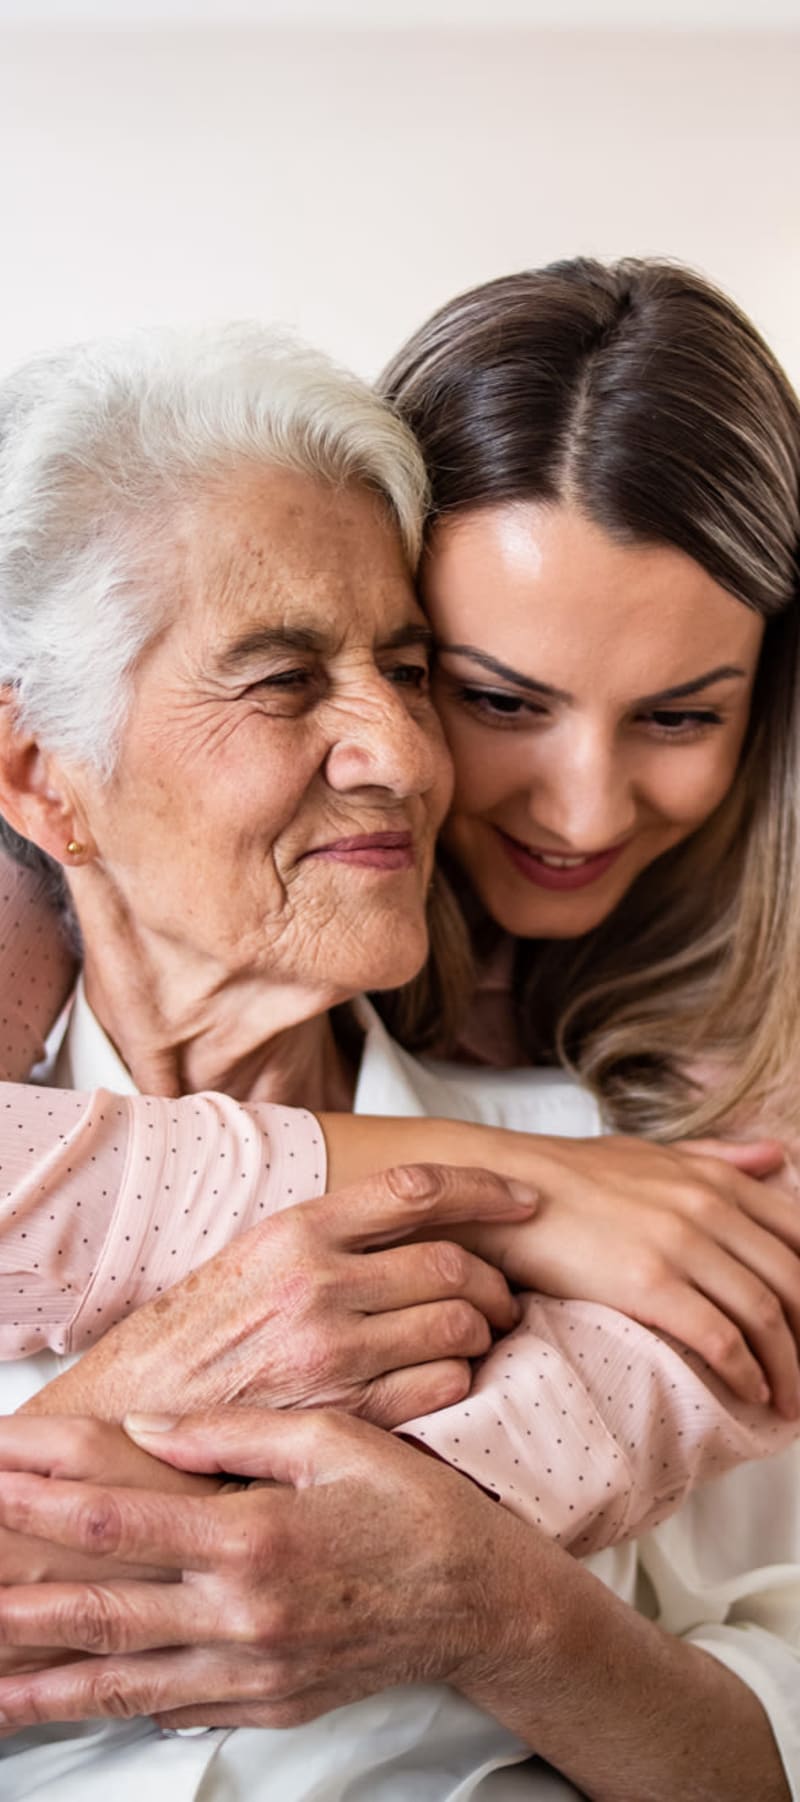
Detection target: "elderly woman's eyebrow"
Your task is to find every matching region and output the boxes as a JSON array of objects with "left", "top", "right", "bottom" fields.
[{"left": 217, "top": 622, "right": 434, "bottom": 670}]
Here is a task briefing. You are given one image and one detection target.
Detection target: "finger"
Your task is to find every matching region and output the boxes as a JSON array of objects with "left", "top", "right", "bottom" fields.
[
  {"left": 692, "top": 1203, "right": 800, "bottom": 1344},
  {"left": 0, "top": 1645, "right": 273, "bottom": 1729},
  {"left": 0, "top": 1472, "right": 256, "bottom": 1572},
  {"left": 0, "top": 1579, "right": 210, "bottom": 1656},
  {"left": 0, "top": 1518, "right": 173, "bottom": 1587},
  {"left": 660, "top": 1170, "right": 800, "bottom": 1342},
  {"left": 681, "top": 1138, "right": 786, "bottom": 1179},
  {"left": 712, "top": 1163, "right": 800, "bottom": 1255},
  {"left": 362, "top": 1297, "right": 494, "bottom": 1377},
  {"left": 0, "top": 1415, "right": 218, "bottom": 1497},
  {"left": 352, "top": 1238, "right": 519, "bottom": 1332},
  {"left": 362, "top": 1358, "right": 471, "bottom": 1427},
  {"left": 155, "top": 1686, "right": 346, "bottom": 1731},
  {"left": 646, "top": 1251, "right": 800, "bottom": 1418},
  {"left": 319, "top": 1164, "right": 537, "bottom": 1251},
  {"left": 123, "top": 1406, "right": 374, "bottom": 1486},
  {"left": 0, "top": 1415, "right": 75, "bottom": 1477},
  {"left": 691, "top": 1252, "right": 800, "bottom": 1418},
  {"left": 635, "top": 1282, "right": 771, "bottom": 1404}
]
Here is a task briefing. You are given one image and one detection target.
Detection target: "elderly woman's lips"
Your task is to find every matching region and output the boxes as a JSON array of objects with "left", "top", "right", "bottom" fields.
[{"left": 304, "top": 832, "right": 416, "bottom": 870}]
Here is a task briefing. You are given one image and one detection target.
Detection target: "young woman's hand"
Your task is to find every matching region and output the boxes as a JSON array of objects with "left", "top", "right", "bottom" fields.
[
  {"left": 322, "top": 1113, "right": 800, "bottom": 1416},
  {"left": 466, "top": 1133, "right": 800, "bottom": 1417}
]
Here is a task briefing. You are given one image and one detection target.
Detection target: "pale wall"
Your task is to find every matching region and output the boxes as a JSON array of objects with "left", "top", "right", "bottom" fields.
[{"left": 0, "top": 28, "right": 797, "bottom": 382}]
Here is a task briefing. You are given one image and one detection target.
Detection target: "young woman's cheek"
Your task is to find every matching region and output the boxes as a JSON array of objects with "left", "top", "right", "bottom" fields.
[{"left": 637, "top": 736, "right": 747, "bottom": 832}]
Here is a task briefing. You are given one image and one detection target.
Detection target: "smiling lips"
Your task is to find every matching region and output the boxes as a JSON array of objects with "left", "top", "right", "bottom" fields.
[
  {"left": 495, "top": 827, "right": 627, "bottom": 891},
  {"left": 306, "top": 831, "right": 416, "bottom": 871}
]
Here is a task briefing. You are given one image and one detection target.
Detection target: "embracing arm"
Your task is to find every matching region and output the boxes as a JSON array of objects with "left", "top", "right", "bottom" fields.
[
  {"left": 399, "top": 1292, "right": 799, "bottom": 1555},
  {"left": 0, "top": 1084, "right": 326, "bottom": 1357},
  {"left": 0, "top": 854, "right": 75, "bottom": 1082}
]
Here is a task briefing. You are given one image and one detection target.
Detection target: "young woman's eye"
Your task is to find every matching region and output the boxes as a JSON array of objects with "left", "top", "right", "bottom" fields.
[
  {"left": 455, "top": 685, "right": 545, "bottom": 723},
  {"left": 642, "top": 708, "right": 723, "bottom": 737}
]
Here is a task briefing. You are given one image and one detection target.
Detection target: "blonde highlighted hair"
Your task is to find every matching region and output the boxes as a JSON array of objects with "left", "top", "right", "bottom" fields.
[{"left": 379, "top": 258, "right": 800, "bottom": 1138}]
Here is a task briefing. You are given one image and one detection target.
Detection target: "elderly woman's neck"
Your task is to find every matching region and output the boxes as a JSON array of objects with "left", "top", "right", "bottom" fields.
[{"left": 81, "top": 945, "right": 356, "bottom": 1112}]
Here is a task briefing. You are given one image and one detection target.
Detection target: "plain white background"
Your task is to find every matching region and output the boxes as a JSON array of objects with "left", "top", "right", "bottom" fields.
[{"left": 0, "top": 3, "right": 797, "bottom": 382}]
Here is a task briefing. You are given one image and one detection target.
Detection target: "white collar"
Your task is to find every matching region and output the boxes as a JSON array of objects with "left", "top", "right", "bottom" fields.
[{"left": 51, "top": 974, "right": 139, "bottom": 1095}]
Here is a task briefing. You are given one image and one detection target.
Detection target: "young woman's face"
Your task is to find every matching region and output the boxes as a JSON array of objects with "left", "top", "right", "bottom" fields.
[{"left": 423, "top": 502, "right": 764, "bottom": 940}]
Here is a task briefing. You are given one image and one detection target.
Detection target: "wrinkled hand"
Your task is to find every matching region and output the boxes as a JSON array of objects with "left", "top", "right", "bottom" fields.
[
  {"left": 0, "top": 1415, "right": 223, "bottom": 1679},
  {"left": 0, "top": 1408, "right": 547, "bottom": 1731},
  {"left": 24, "top": 1165, "right": 533, "bottom": 1429},
  {"left": 462, "top": 1133, "right": 800, "bottom": 1416}
]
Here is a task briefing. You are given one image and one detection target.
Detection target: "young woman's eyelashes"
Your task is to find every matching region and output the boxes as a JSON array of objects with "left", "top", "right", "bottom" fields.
[{"left": 442, "top": 678, "right": 725, "bottom": 741}]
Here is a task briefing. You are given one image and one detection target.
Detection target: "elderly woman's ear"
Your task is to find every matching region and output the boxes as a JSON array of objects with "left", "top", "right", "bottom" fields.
[{"left": 0, "top": 690, "right": 92, "bottom": 868}]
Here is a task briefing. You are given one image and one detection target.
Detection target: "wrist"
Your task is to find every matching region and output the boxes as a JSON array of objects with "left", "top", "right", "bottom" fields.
[{"left": 319, "top": 1113, "right": 495, "bottom": 1192}]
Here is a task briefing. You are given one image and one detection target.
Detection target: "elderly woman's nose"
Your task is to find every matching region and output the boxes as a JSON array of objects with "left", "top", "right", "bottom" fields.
[{"left": 324, "top": 689, "right": 446, "bottom": 798}]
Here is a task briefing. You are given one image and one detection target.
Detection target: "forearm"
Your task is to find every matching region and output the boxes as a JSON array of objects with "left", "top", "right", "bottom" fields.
[
  {"left": 319, "top": 1111, "right": 511, "bottom": 1188},
  {"left": 461, "top": 1537, "right": 790, "bottom": 1802}
]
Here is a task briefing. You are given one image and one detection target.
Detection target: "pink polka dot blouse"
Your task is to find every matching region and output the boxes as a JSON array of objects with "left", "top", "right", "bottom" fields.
[{"left": 0, "top": 848, "right": 796, "bottom": 1558}]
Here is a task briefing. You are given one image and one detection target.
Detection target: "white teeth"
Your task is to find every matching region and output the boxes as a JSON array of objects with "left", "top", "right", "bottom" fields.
[{"left": 535, "top": 852, "right": 591, "bottom": 868}]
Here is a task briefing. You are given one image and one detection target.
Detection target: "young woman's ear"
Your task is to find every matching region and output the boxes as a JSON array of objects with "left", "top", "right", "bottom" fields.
[{"left": 0, "top": 691, "right": 92, "bottom": 866}]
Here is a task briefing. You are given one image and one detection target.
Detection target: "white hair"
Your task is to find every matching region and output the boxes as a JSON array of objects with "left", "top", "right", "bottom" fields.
[{"left": 0, "top": 324, "right": 428, "bottom": 779}]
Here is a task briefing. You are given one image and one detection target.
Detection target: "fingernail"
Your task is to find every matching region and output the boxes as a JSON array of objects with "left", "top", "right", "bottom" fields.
[
  {"left": 755, "top": 1382, "right": 771, "bottom": 1406},
  {"left": 506, "top": 1180, "right": 538, "bottom": 1206},
  {"left": 123, "top": 1412, "right": 180, "bottom": 1437}
]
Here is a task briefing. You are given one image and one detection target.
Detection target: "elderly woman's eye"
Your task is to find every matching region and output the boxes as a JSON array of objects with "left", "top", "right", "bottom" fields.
[
  {"left": 251, "top": 669, "right": 310, "bottom": 689},
  {"left": 387, "top": 662, "right": 430, "bottom": 690}
]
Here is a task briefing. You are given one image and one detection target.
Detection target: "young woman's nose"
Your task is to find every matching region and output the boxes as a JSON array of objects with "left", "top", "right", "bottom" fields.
[
  {"left": 324, "top": 685, "right": 450, "bottom": 801},
  {"left": 527, "top": 732, "right": 639, "bottom": 852}
]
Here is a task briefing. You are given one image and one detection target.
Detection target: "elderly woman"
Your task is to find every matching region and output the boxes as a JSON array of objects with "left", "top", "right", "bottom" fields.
[{"left": 0, "top": 314, "right": 797, "bottom": 1800}]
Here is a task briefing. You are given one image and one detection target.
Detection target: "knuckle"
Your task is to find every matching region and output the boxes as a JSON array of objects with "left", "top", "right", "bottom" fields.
[
  {"left": 427, "top": 1239, "right": 471, "bottom": 1291},
  {"left": 295, "top": 1324, "right": 342, "bottom": 1391},
  {"left": 75, "top": 1493, "right": 125, "bottom": 1558},
  {"left": 89, "top": 1668, "right": 142, "bottom": 1718},
  {"left": 441, "top": 1299, "right": 489, "bottom": 1353},
  {"left": 680, "top": 1183, "right": 719, "bottom": 1226},
  {"left": 247, "top": 1598, "right": 294, "bottom": 1652},
  {"left": 700, "top": 1321, "right": 745, "bottom": 1370},
  {"left": 271, "top": 1265, "right": 324, "bottom": 1323},
  {"left": 383, "top": 1162, "right": 449, "bottom": 1211},
  {"left": 220, "top": 1515, "right": 276, "bottom": 1580},
  {"left": 61, "top": 1586, "right": 119, "bottom": 1654},
  {"left": 258, "top": 1655, "right": 295, "bottom": 1701},
  {"left": 751, "top": 1287, "right": 785, "bottom": 1334},
  {"left": 297, "top": 1406, "right": 348, "bottom": 1457},
  {"left": 658, "top": 1215, "right": 699, "bottom": 1263},
  {"left": 624, "top": 1249, "right": 672, "bottom": 1296},
  {"left": 48, "top": 1418, "right": 108, "bottom": 1479}
]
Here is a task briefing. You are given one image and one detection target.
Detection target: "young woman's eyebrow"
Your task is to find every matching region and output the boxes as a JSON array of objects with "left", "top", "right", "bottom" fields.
[
  {"left": 636, "top": 666, "right": 748, "bottom": 707},
  {"left": 437, "top": 645, "right": 569, "bottom": 701},
  {"left": 438, "top": 646, "right": 748, "bottom": 709}
]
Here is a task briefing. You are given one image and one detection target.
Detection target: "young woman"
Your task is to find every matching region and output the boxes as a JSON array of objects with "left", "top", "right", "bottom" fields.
[{"left": 0, "top": 263, "right": 798, "bottom": 1798}]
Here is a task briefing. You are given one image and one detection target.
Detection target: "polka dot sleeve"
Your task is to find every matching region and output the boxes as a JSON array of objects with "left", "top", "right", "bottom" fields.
[
  {"left": 0, "top": 853, "right": 76, "bottom": 1079},
  {"left": 399, "top": 1294, "right": 798, "bottom": 1557},
  {"left": 0, "top": 1086, "right": 326, "bottom": 1358}
]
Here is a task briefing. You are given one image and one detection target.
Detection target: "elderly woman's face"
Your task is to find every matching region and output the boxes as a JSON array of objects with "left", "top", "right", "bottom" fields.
[{"left": 70, "top": 468, "right": 452, "bottom": 1004}]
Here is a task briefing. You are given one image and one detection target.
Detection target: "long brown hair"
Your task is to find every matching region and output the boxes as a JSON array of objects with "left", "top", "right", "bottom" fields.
[{"left": 378, "top": 259, "right": 800, "bottom": 1137}]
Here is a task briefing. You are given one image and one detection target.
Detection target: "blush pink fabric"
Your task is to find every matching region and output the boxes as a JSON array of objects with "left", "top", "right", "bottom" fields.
[{"left": 0, "top": 848, "right": 796, "bottom": 1557}]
